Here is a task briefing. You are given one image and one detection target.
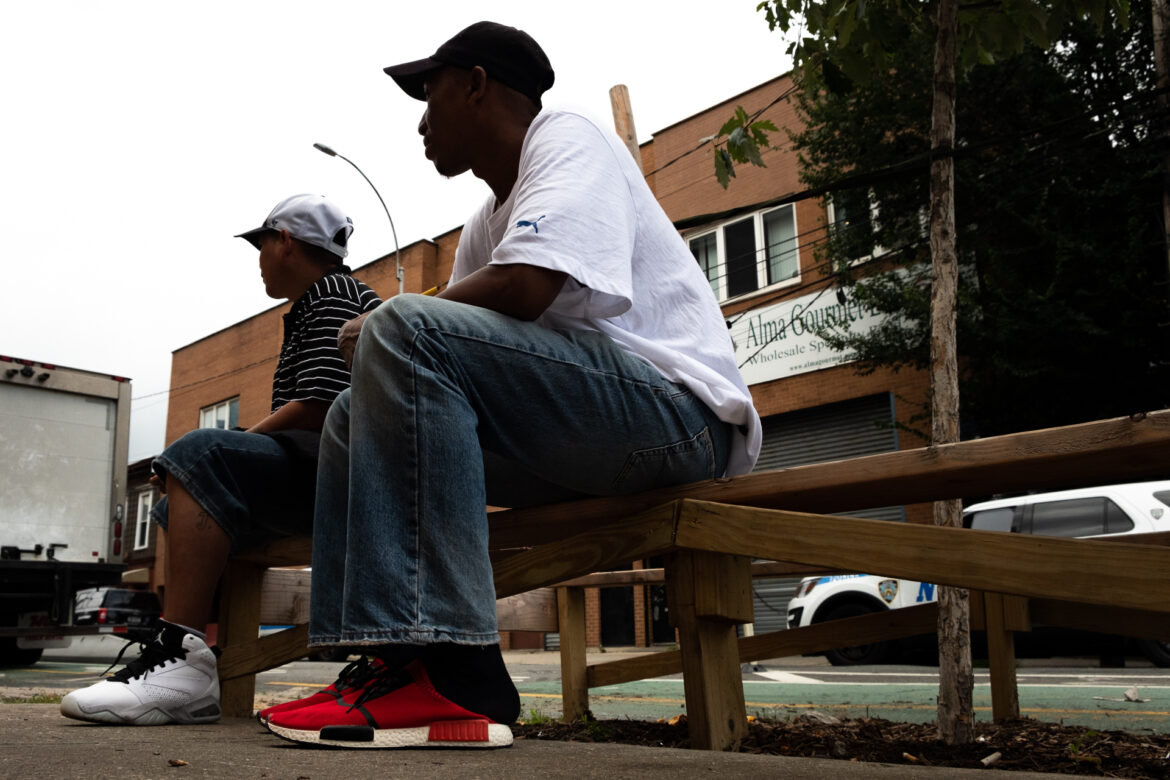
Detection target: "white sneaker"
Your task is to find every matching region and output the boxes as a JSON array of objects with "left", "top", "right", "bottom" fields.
[{"left": 60, "top": 624, "right": 220, "bottom": 725}]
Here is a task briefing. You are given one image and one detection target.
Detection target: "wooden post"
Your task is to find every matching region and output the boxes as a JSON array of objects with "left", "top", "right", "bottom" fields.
[
  {"left": 609, "top": 84, "right": 643, "bottom": 167},
  {"left": 216, "top": 559, "right": 265, "bottom": 718},
  {"left": 982, "top": 592, "right": 1022, "bottom": 722},
  {"left": 664, "top": 550, "right": 751, "bottom": 750},
  {"left": 557, "top": 587, "right": 589, "bottom": 722}
]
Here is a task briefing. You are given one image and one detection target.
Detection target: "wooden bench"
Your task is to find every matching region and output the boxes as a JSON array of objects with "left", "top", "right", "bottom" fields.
[{"left": 215, "top": 409, "right": 1170, "bottom": 749}]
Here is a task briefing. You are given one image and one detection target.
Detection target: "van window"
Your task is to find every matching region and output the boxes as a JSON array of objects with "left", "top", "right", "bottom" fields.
[
  {"left": 1105, "top": 500, "right": 1136, "bottom": 534},
  {"left": 967, "top": 507, "right": 1015, "bottom": 532},
  {"left": 1029, "top": 497, "right": 1132, "bottom": 537},
  {"left": 1154, "top": 490, "right": 1170, "bottom": 508}
]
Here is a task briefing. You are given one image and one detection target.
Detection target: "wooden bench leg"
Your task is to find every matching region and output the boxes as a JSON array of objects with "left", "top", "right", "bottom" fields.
[
  {"left": 216, "top": 559, "right": 265, "bottom": 718},
  {"left": 982, "top": 591, "right": 1027, "bottom": 722},
  {"left": 665, "top": 550, "right": 752, "bottom": 750},
  {"left": 557, "top": 587, "right": 589, "bottom": 722}
]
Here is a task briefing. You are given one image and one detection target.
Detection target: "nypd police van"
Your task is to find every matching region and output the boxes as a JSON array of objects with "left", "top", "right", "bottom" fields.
[{"left": 785, "top": 481, "right": 1170, "bottom": 666}]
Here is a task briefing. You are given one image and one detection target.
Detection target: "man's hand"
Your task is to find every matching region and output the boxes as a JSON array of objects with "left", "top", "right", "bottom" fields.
[
  {"left": 149, "top": 473, "right": 165, "bottom": 494},
  {"left": 338, "top": 312, "right": 371, "bottom": 369}
]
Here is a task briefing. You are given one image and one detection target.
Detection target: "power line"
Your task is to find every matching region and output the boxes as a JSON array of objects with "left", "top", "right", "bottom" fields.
[{"left": 131, "top": 355, "right": 278, "bottom": 403}]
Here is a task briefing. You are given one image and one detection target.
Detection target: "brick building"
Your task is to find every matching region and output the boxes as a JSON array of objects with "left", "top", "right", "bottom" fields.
[{"left": 156, "top": 73, "right": 932, "bottom": 648}]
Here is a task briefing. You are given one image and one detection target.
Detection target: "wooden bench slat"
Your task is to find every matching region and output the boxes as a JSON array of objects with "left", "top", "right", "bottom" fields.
[
  {"left": 487, "top": 410, "right": 1170, "bottom": 550},
  {"left": 674, "top": 500, "right": 1170, "bottom": 613}
]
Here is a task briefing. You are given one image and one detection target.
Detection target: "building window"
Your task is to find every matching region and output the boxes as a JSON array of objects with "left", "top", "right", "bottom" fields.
[
  {"left": 134, "top": 490, "right": 153, "bottom": 551},
  {"left": 827, "top": 189, "right": 882, "bottom": 262},
  {"left": 686, "top": 205, "right": 799, "bottom": 301},
  {"left": 199, "top": 397, "right": 239, "bottom": 430}
]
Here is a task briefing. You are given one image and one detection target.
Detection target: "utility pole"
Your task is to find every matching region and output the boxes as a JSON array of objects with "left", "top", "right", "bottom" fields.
[{"left": 610, "top": 84, "right": 643, "bottom": 167}]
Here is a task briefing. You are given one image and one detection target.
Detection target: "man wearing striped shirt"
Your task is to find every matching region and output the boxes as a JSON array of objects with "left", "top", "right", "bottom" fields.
[{"left": 60, "top": 194, "right": 381, "bottom": 726}]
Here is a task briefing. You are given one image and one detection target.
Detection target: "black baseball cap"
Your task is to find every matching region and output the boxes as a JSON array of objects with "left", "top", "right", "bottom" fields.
[{"left": 383, "top": 21, "right": 555, "bottom": 107}]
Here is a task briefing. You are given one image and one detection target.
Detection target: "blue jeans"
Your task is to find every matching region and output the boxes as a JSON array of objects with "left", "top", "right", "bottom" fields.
[
  {"left": 310, "top": 295, "right": 732, "bottom": 647},
  {"left": 151, "top": 428, "right": 316, "bottom": 552}
]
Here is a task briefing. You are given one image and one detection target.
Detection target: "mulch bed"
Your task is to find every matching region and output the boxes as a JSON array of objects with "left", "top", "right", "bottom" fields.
[{"left": 514, "top": 714, "right": 1170, "bottom": 778}]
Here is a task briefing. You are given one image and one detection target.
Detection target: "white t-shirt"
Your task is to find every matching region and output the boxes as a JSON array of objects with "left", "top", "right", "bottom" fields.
[{"left": 452, "top": 109, "right": 762, "bottom": 476}]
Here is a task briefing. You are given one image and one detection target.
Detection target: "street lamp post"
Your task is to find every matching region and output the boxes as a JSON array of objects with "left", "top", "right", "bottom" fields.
[{"left": 313, "top": 142, "right": 403, "bottom": 297}]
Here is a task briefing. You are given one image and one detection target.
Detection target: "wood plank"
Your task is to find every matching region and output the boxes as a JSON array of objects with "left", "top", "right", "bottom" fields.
[
  {"left": 1029, "top": 599, "right": 1170, "bottom": 639},
  {"left": 557, "top": 588, "right": 589, "bottom": 722},
  {"left": 673, "top": 500, "right": 1170, "bottom": 613},
  {"left": 982, "top": 592, "right": 1021, "bottom": 722},
  {"left": 492, "top": 503, "right": 680, "bottom": 599},
  {"left": 665, "top": 551, "right": 748, "bottom": 750},
  {"left": 488, "top": 411, "right": 1170, "bottom": 550},
  {"left": 218, "top": 624, "right": 310, "bottom": 681},
  {"left": 496, "top": 588, "right": 558, "bottom": 633},
  {"left": 216, "top": 560, "right": 266, "bottom": 717},
  {"left": 587, "top": 604, "right": 940, "bottom": 689},
  {"left": 259, "top": 568, "right": 311, "bottom": 626},
  {"left": 1001, "top": 595, "right": 1031, "bottom": 632},
  {"left": 233, "top": 536, "right": 312, "bottom": 566},
  {"left": 554, "top": 561, "right": 840, "bottom": 589},
  {"left": 692, "top": 552, "right": 753, "bottom": 623}
]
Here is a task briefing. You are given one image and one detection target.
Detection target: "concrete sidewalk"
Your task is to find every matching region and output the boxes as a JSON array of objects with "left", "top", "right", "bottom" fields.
[{"left": 1, "top": 704, "right": 1067, "bottom": 779}]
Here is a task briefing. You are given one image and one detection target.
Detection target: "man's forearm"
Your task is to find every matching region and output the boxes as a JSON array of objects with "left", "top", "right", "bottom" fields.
[
  {"left": 246, "top": 398, "right": 331, "bottom": 434},
  {"left": 438, "top": 264, "right": 566, "bottom": 321}
]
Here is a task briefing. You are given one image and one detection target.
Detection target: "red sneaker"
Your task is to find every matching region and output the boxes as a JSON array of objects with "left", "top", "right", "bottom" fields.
[
  {"left": 265, "top": 660, "right": 513, "bottom": 748},
  {"left": 256, "top": 656, "right": 380, "bottom": 724}
]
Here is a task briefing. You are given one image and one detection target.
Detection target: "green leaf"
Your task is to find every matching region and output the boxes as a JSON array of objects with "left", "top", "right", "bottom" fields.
[
  {"left": 750, "top": 119, "right": 779, "bottom": 146},
  {"left": 718, "top": 115, "right": 742, "bottom": 138},
  {"left": 714, "top": 147, "right": 734, "bottom": 189}
]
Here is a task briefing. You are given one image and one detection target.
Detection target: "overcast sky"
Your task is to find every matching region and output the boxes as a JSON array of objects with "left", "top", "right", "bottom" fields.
[{"left": 1, "top": 2, "right": 794, "bottom": 463}]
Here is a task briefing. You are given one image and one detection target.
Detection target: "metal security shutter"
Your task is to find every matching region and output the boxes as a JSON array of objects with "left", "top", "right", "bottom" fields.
[
  {"left": 755, "top": 393, "right": 898, "bottom": 471},
  {"left": 750, "top": 394, "right": 904, "bottom": 637}
]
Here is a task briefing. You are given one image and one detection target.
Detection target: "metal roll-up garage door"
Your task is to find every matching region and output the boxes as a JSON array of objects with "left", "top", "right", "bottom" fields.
[{"left": 750, "top": 393, "right": 904, "bottom": 637}]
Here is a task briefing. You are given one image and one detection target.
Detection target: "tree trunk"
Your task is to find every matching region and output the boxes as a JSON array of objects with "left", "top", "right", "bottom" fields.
[
  {"left": 929, "top": 0, "right": 974, "bottom": 746},
  {"left": 1152, "top": 0, "right": 1170, "bottom": 287}
]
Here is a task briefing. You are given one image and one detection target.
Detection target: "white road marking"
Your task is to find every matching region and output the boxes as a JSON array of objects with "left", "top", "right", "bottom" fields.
[{"left": 753, "top": 670, "right": 828, "bottom": 684}]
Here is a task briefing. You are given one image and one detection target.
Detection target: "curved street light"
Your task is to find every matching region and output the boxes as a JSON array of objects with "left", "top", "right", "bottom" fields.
[{"left": 313, "top": 142, "right": 403, "bottom": 297}]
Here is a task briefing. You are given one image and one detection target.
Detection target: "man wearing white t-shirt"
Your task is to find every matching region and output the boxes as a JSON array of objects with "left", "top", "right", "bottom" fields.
[{"left": 263, "top": 21, "right": 761, "bottom": 750}]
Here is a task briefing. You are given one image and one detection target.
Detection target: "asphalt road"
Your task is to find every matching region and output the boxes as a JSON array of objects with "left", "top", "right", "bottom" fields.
[{"left": 5, "top": 636, "right": 1167, "bottom": 735}]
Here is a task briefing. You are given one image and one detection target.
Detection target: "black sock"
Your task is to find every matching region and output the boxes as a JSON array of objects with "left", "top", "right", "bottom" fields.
[
  {"left": 423, "top": 643, "right": 520, "bottom": 725},
  {"left": 372, "top": 644, "right": 424, "bottom": 669}
]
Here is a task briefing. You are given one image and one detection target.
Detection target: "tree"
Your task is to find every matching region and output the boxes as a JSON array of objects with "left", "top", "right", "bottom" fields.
[
  {"left": 737, "top": 0, "right": 1135, "bottom": 745},
  {"left": 792, "top": 1, "right": 1163, "bottom": 437}
]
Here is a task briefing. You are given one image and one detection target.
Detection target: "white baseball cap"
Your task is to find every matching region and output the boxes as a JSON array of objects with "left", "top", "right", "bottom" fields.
[{"left": 236, "top": 193, "right": 353, "bottom": 259}]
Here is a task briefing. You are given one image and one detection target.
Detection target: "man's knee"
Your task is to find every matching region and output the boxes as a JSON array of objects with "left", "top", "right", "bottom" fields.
[
  {"left": 324, "top": 388, "right": 351, "bottom": 433},
  {"left": 167, "top": 427, "right": 234, "bottom": 453}
]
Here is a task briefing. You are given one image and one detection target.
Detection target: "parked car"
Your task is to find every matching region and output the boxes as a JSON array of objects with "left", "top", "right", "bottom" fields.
[
  {"left": 786, "top": 481, "right": 1170, "bottom": 666},
  {"left": 73, "top": 587, "right": 161, "bottom": 630}
]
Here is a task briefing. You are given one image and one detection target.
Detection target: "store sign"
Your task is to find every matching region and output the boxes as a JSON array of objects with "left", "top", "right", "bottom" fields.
[{"left": 732, "top": 287, "right": 885, "bottom": 386}]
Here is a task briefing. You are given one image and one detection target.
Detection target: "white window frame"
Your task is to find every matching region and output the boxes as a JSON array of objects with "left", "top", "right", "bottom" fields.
[
  {"left": 134, "top": 489, "right": 153, "bottom": 551},
  {"left": 826, "top": 189, "right": 885, "bottom": 265},
  {"left": 685, "top": 204, "right": 801, "bottom": 303},
  {"left": 199, "top": 397, "right": 239, "bottom": 431}
]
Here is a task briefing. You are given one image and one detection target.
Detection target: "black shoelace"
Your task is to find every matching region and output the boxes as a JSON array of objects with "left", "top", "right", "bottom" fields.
[
  {"left": 100, "top": 636, "right": 186, "bottom": 684},
  {"left": 347, "top": 665, "right": 413, "bottom": 712},
  {"left": 333, "top": 657, "right": 379, "bottom": 692}
]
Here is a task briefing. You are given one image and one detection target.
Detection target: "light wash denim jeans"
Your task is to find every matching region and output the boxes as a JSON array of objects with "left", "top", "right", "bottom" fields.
[{"left": 309, "top": 295, "right": 732, "bottom": 647}]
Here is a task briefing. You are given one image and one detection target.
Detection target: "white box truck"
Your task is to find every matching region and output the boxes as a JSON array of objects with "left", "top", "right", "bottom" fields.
[{"left": 0, "top": 355, "right": 131, "bottom": 665}]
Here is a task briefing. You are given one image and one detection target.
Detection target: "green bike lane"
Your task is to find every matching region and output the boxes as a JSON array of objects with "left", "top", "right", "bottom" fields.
[{"left": 513, "top": 672, "right": 1170, "bottom": 735}]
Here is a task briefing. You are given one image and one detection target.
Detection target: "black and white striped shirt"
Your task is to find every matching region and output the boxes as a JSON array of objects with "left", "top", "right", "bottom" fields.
[{"left": 271, "top": 268, "right": 381, "bottom": 412}]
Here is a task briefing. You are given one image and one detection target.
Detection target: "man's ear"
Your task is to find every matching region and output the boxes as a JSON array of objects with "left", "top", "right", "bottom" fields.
[
  {"left": 467, "top": 66, "right": 488, "bottom": 104},
  {"left": 276, "top": 228, "right": 295, "bottom": 255}
]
